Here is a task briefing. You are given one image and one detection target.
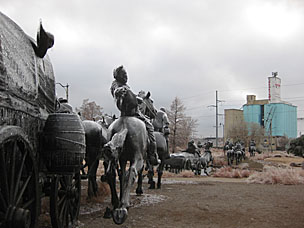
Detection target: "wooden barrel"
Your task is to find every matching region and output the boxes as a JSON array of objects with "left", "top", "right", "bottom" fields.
[{"left": 42, "top": 113, "right": 86, "bottom": 173}]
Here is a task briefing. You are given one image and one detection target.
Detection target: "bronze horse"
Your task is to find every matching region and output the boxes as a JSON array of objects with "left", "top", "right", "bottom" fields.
[
  {"left": 139, "top": 92, "right": 170, "bottom": 189},
  {"left": 82, "top": 120, "right": 109, "bottom": 198},
  {"left": 102, "top": 89, "right": 147, "bottom": 225}
]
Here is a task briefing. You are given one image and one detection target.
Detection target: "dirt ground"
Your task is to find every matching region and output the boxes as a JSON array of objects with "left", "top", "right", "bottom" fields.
[
  {"left": 77, "top": 177, "right": 304, "bottom": 228},
  {"left": 39, "top": 151, "right": 304, "bottom": 228}
]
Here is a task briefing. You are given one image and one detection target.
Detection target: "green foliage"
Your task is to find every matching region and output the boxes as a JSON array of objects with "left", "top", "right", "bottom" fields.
[{"left": 288, "top": 135, "right": 304, "bottom": 157}]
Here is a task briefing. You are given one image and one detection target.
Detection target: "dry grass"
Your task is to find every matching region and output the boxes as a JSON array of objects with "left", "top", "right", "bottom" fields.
[
  {"left": 213, "top": 166, "right": 252, "bottom": 178},
  {"left": 252, "top": 153, "right": 273, "bottom": 161},
  {"left": 251, "top": 150, "right": 298, "bottom": 161},
  {"left": 247, "top": 166, "right": 304, "bottom": 185},
  {"left": 162, "top": 170, "right": 195, "bottom": 178},
  {"left": 212, "top": 156, "right": 227, "bottom": 167},
  {"left": 211, "top": 148, "right": 225, "bottom": 157},
  {"left": 82, "top": 182, "right": 111, "bottom": 204},
  {"left": 265, "top": 156, "right": 304, "bottom": 166}
]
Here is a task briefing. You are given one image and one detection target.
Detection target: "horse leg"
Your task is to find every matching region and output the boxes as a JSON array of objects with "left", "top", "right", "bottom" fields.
[
  {"left": 136, "top": 165, "right": 144, "bottom": 195},
  {"left": 103, "top": 161, "right": 119, "bottom": 219},
  {"left": 100, "top": 161, "right": 108, "bottom": 182},
  {"left": 112, "top": 160, "right": 128, "bottom": 225},
  {"left": 157, "top": 162, "right": 164, "bottom": 189},
  {"left": 113, "top": 159, "right": 141, "bottom": 225},
  {"left": 147, "top": 164, "right": 155, "bottom": 189},
  {"left": 88, "top": 158, "right": 99, "bottom": 199}
]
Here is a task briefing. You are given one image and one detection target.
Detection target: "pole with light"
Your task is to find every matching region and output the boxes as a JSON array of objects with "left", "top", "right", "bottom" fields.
[{"left": 56, "top": 82, "right": 69, "bottom": 102}]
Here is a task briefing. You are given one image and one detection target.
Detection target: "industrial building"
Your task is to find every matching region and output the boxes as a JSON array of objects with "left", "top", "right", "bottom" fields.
[
  {"left": 243, "top": 95, "right": 297, "bottom": 139},
  {"left": 224, "top": 109, "right": 244, "bottom": 141},
  {"left": 224, "top": 72, "right": 297, "bottom": 149}
]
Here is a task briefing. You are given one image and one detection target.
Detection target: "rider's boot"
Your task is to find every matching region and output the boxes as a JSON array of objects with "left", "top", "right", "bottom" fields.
[{"left": 148, "top": 142, "right": 160, "bottom": 166}]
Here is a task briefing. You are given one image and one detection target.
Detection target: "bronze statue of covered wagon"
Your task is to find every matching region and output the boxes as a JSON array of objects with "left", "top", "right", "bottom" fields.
[{"left": 0, "top": 11, "right": 85, "bottom": 228}]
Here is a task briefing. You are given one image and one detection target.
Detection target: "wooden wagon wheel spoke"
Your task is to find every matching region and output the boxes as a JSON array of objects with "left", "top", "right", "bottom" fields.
[
  {"left": 0, "top": 212, "right": 5, "bottom": 219},
  {"left": 0, "top": 192, "right": 7, "bottom": 212},
  {"left": 50, "top": 173, "right": 81, "bottom": 228},
  {"left": 0, "top": 126, "right": 39, "bottom": 228},
  {"left": 69, "top": 197, "right": 77, "bottom": 209},
  {"left": 58, "top": 194, "right": 67, "bottom": 207},
  {"left": 13, "top": 148, "right": 28, "bottom": 203},
  {"left": 0, "top": 147, "right": 9, "bottom": 204},
  {"left": 9, "top": 141, "right": 17, "bottom": 204},
  {"left": 65, "top": 203, "right": 71, "bottom": 227},
  {"left": 59, "top": 178, "right": 67, "bottom": 190},
  {"left": 22, "top": 197, "right": 36, "bottom": 210},
  {"left": 59, "top": 199, "right": 67, "bottom": 220},
  {"left": 15, "top": 173, "right": 33, "bottom": 206}
]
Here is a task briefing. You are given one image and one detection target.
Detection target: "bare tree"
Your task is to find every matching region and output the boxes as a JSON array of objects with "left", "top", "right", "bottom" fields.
[
  {"left": 75, "top": 99, "right": 103, "bottom": 120},
  {"left": 248, "top": 122, "right": 265, "bottom": 146},
  {"left": 227, "top": 120, "right": 249, "bottom": 145},
  {"left": 167, "top": 97, "right": 198, "bottom": 153}
]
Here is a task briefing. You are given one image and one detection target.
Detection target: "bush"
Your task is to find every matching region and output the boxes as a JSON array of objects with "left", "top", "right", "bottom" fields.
[
  {"left": 247, "top": 166, "right": 304, "bottom": 185},
  {"left": 288, "top": 135, "right": 304, "bottom": 157},
  {"left": 213, "top": 167, "right": 251, "bottom": 178}
]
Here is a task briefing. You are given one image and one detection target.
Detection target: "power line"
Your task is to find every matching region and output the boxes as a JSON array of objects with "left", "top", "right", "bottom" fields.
[{"left": 180, "top": 82, "right": 304, "bottom": 101}]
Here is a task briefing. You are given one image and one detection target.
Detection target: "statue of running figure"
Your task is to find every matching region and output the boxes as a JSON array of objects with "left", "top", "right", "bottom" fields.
[{"left": 110, "top": 65, "right": 160, "bottom": 165}]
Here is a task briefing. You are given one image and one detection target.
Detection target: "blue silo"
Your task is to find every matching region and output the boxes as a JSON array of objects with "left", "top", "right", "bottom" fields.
[
  {"left": 264, "top": 103, "right": 297, "bottom": 138},
  {"left": 243, "top": 104, "right": 263, "bottom": 125}
]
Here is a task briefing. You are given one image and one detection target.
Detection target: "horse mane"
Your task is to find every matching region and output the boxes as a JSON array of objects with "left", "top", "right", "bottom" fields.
[{"left": 140, "top": 92, "right": 157, "bottom": 119}]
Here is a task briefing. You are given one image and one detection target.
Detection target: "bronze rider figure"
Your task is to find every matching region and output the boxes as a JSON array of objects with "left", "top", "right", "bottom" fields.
[{"left": 110, "top": 66, "right": 160, "bottom": 165}]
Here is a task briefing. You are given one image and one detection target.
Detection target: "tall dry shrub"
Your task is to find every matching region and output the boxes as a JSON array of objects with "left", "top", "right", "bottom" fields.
[
  {"left": 247, "top": 167, "right": 304, "bottom": 185},
  {"left": 213, "top": 167, "right": 251, "bottom": 178}
]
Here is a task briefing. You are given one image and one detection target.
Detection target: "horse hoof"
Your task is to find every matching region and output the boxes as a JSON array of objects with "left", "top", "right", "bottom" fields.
[
  {"left": 157, "top": 184, "right": 161, "bottom": 189},
  {"left": 103, "top": 207, "right": 112, "bottom": 219},
  {"left": 81, "top": 174, "right": 88, "bottom": 180},
  {"left": 113, "top": 208, "right": 128, "bottom": 225},
  {"left": 136, "top": 188, "right": 143, "bottom": 196},
  {"left": 149, "top": 182, "right": 155, "bottom": 189},
  {"left": 100, "top": 175, "right": 107, "bottom": 182}
]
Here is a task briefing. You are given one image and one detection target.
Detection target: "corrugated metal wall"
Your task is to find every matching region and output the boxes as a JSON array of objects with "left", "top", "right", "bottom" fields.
[
  {"left": 243, "top": 103, "right": 297, "bottom": 138},
  {"left": 264, "top": 103, "right": 297, "bottom": 138},
  {"left": 243, "top": 104, "right": 262, "bottom": 125}
]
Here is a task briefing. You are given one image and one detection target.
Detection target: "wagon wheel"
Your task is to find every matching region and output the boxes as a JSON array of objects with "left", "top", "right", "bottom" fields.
[
  {"left": 0, "top": 126, "right": 39, "bottom": 228},
  {"left": 50, "top": 172, "right": 81, "bottom": 228}
]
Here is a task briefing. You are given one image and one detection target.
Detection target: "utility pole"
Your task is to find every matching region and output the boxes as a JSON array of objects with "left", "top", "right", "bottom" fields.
[
  {"left": 208, "top": 90, "right": 224, "bottom": 148},
  {"left": 265, "top": 106, "right": 275, "bottom": 153},
  {"left": 216, "top": 90, "right": 218, "bottom": 147},
  {"left": 56, "top": 82, "right": 69, "bottom": 102}
]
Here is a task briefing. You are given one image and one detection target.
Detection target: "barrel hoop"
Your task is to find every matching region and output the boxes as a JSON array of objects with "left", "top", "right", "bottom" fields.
[
  {"left": 54, "top": 136, "right": 86, "bottom": 147},
  {"left": 44, "top": 130, "right": 84, "bottom": 134}
]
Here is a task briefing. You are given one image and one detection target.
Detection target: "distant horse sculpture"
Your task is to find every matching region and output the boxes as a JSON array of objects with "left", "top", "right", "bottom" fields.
[
  {"left": 102, "top": 89, "right": 147, "bottom": 225},
  {"left": 249, "top": 143, "right": 256, "bottom": 157},
  {"left": 139, "top": 92, "right": 170, "bottom": 189},
  {"left": 227, "top": 148, "right": 234, "bottom": 166},
  {"left": 199, "top": 142, "right": 213, "bottom": 175},
  {"left": 228, "top": 143, "right": 245, "bottom": 165},
  {"left": 223, "top": 141, "right": 229, "bottom": 156}
]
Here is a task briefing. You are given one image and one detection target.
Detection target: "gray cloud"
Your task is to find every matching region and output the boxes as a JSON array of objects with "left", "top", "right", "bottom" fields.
[{"left": 1, "top": 0, "right": 304, "bottom": 137}]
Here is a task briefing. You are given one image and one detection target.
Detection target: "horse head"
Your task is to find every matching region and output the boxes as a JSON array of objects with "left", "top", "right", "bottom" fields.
[
  {"left": 138, "top": 91, "right": 157, "bottom": 119},
  {"left": 103, "top": 129, "right": 128, "bottom": 161},
  {"left": 99, "top": 114, "right": 117, "bottom": 128},
  {"left": 115, "top": 87, "right": 138, "bottom": 116}
]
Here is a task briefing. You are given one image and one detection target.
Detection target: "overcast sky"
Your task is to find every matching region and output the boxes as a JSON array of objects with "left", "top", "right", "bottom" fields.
[{"left": 1, "top": 0, "right": 304, "bottom": 137}]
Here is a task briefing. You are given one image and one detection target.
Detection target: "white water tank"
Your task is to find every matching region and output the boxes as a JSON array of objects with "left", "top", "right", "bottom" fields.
[{"left": 268, "top": 72, "right": 281, "bottom": 103}]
